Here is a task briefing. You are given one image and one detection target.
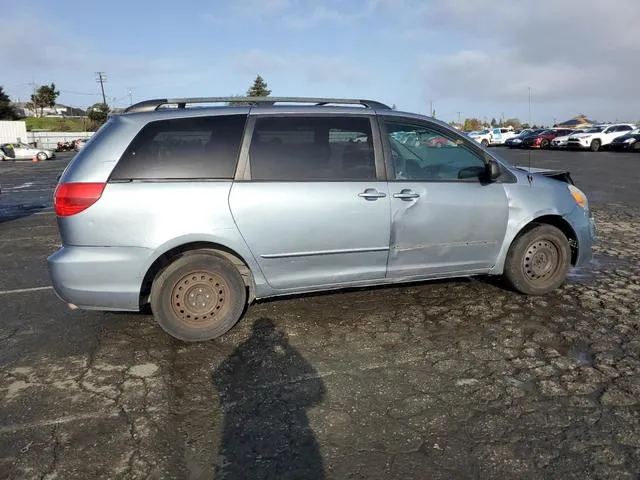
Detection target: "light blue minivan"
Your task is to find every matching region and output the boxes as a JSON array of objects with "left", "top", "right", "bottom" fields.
[{"left": 48, "top": 97, "right": 595, "bottom": 341}]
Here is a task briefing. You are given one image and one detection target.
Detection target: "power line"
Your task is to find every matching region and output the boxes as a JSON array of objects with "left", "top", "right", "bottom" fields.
[
  {"left": 60, "top": 90, "right": 102, "bottom": 96},
  {"left": 95, "top": 72, "right": 107, "bottom": 105}
]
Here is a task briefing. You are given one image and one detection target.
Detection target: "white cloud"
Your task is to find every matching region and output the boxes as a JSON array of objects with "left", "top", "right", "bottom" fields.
[
  {"left": 414, "top": 0, "right": 640, "bottom": 118},
  {"left": 0, "top": 16, "right": 190, "bottom": 107},
  {"left": 232, "top": 50, "right": 369, "bottom": 85},
  {"left": 205, "top": 0, "right": 370, "bottom": 28}
]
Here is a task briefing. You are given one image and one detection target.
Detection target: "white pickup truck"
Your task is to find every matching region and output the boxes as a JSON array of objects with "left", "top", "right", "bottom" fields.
[
  {"left": 566, "top": 124, "right": 636, "bottom": 152},
  {"left": 469, "top": 127, "right": 517, "bottom": 146}
]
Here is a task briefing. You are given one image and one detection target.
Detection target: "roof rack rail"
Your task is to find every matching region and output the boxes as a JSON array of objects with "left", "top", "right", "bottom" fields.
[{"left": 124, "top": 96, "right": 391, "bottom": 114}]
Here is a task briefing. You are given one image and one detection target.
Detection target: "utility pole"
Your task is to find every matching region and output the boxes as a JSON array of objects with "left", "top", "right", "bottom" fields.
[
  {"left": 95, "top": 72, "right": 107, "bottom": 105},
  {"left": 457, "top": 111, "right": 461, "bottom": 125},
  {"left": 429, "top": 100, "right": 433, "bottom": 117},
  {"left": 127, "top": 87, "right": 133, "bottom": 106}
]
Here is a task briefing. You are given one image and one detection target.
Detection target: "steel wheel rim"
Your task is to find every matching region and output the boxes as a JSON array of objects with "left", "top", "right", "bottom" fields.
[
  {"left": 523, "top": 239, "right": 561, "bottom": 282},
  {"left": 170, "top": 271, "right": 230, "bottom": 326}
]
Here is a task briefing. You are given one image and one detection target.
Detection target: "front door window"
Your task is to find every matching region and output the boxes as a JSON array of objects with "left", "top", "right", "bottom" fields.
[{"left": 386, "top": 122, "right": 487, "bottom": 182}]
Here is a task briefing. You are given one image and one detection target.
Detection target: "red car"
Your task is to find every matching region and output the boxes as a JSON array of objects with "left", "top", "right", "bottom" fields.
[{"left": 521, "top": 129, "right": 574, "bottom": 149}]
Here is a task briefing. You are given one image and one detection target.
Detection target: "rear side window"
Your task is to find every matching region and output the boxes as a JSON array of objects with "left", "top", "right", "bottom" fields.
[
  {"left": 110, "top": 114, "right": 247, "bottom": 180},
  {"left": 249, "top": 116, "right": 376, "bottom": 181}
]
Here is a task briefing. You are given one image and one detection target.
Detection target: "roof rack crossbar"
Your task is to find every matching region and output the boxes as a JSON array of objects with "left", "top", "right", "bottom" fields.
[{"left": 124, "top": 96, "right": 391, "bottom": 113}]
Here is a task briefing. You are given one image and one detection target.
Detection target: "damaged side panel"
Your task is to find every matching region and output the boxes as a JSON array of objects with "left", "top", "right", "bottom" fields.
[{"left": 386, "top": 181, "right": 510, "bottom": 278}]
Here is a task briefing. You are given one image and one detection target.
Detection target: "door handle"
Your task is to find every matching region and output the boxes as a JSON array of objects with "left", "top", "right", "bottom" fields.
[
  {"left": 393, "top": 189, "right": 420, "bottom": 200},
  {"left": 358, "top": 188, "right": 387, "bottom": 200}
]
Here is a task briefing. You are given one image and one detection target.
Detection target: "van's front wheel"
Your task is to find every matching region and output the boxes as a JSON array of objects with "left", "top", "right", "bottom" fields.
[
  {"left": 503, "top": 224, "right": 571, "bottom": 295},
  {"left": 150, "top": 252, "right": 247, "bottom": 342}
]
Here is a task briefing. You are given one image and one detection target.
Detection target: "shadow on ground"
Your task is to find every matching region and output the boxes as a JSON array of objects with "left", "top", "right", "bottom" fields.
[
  {"left": 0, "top": 202, "right": 48, "bottom": 223},
  {"left": 212, "top": 318, "right": 325, "bottom": 480}
]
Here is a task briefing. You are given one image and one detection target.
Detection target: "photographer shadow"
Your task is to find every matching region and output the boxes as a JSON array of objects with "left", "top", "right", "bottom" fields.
[{"left": 212, "top": 318, "right": 326, "bottom": 480}]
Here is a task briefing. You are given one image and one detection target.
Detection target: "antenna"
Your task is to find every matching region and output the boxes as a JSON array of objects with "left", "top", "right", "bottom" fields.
[{"left": 527, "top": 86, "right": 533, "bottom": 183}]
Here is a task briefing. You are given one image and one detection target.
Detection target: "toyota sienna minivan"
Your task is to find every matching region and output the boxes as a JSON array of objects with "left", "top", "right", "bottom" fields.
[{"left": 48, "top": 97, "right": 595, "bottom": 342}]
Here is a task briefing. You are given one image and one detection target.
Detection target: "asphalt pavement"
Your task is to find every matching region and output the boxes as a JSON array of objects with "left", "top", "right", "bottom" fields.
[{"left": 1, "top": 149, "right": 639, "bottom": 479}]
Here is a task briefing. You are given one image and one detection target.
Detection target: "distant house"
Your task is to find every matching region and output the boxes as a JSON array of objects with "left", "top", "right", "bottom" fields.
[
  {"left": 12, "top": 102, "right": 87, "bottom": 118},
  {"left": 554, "top": 115, "right": 595, "bottom": 129}
]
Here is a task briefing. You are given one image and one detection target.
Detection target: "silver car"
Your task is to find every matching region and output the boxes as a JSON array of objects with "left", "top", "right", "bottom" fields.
[
  {"left": 1, "top": 142, "right": 55, "bottom": 161},
  {"left": 47, "top": 97, "right": 596, "bottom": 342}
]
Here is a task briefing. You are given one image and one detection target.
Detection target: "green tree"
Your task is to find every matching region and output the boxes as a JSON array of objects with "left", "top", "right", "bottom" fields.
[
  {"left": 246, "top": 75, "right": 272, "bottom": 97},
  {"left": 490, "top": 117, "right": 498, "bottom": 127},
  {"left": 31, "top": 83, "right": 60, "bottom": 117},
  {"left": 0, "top": 86, "right": 19, "bottom": 120},
  {"left": 87, "top": 102, "right": 110, "bottom": 127},
  {"left": 521, "top": 123, "right": 531, "bottom": 129},
  {"left": 463, "top": 118, "right": 482, "bottom": 131},
  {"left": 504, "top": 118, "right": 522, "bottom": 129}
]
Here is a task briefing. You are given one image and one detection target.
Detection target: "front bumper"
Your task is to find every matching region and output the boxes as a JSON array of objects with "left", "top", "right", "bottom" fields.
[
  {"left": 567, "top": 139, "right": 591, "bottom": 149},
  {"left": 610, "top": 142, "right": 636, "bottom": 151},
  {"left": 47, "top": 245, "right": 152, "bottom": 311},
  {"left": 565, "top": 206, "right": 596, "bottom": 268}
]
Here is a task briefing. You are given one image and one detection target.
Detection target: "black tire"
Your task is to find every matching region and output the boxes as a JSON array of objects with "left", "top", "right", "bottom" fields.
[
  {"left": 503, "top": 223, "right": 571, "bottom": 295},
  {"left": 150, "top": 251, "right": 247, "bottom": 342},
  {"left": 589, "top": 139, "right": 601, "bottom": 152},
  {"left": 540, "top": 139, "right": 550, "bottom": 149},
  {"left": 632, "top": 142, "right": 640, "bottom": 152},
  {"left": 36, "top": 152, "right": 48, "bottom": 161},
  {"left": 481, "top": 139, "right": 489, "bottom": 147}
]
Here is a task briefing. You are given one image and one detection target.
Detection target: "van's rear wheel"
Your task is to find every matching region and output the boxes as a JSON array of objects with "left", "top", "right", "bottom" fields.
[
  {"left": 150, "top": 252, "right": 247, "bottom": 342},
  {"left": 503, "top": 224, "right": 571, "bottom": 295}
]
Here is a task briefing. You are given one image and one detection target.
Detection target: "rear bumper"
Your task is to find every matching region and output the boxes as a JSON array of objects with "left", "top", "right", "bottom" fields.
[{"left": 47, "top": 245, "right": 152, "bottom": 311}]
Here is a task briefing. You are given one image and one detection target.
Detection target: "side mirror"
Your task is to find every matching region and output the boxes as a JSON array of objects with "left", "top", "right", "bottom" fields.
[{"left": 487, "top": 159, "right": 501, "bottom": 181}]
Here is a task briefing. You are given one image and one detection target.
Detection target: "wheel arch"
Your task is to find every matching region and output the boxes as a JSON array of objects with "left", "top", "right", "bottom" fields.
[
  {"left": 139, "top": 241, "right": 256, "bottom": 309},
  {"left": 510, "top": 214, "right": 579, "bottom": 265}
]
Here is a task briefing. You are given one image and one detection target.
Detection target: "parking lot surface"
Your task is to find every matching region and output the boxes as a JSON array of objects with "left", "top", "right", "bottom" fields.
[{"left": 1, "top": 150, "right": 639, "bottom": 479}]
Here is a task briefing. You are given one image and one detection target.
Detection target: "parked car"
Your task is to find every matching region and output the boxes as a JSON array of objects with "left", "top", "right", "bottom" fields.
[
  {"left": 609, "top": 128, "right": 640, "bottom": 152},
  {"left": 566, "top": 124, "right": 637, "bottom": 152},
  {"left": 504, "top": 129, "right": 539, "bottom": 148},
  {"left": 551, "top": 129, "right": 585, "bottom": 149},
  {"left": 467, "top": 129, "right": 492, "bottom": 146},
  {"left": 469, "top": 127, "right": 517, "bottom": 147},
  {"left": 47, "top": 96, "right": 595, "bottom": 342},
  {"left": 0, "top": 142, "right": 55, "bottom": 161},
  {"left": 521, "top": 129, "right": 575, "bottom": 149}
]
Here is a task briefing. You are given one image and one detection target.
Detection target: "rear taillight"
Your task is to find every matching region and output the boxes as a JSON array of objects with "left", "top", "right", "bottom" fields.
[{"left": 54, "top": 182, "right": 106, "bottom": 216}]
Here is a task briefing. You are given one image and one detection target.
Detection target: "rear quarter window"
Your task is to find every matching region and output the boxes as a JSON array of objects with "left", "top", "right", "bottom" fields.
[{"left": 110, "top": 114, "right": 247, "bottom": 180}]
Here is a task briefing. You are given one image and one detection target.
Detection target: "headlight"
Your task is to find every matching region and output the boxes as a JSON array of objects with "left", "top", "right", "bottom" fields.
[
  {"left": 624, "top": 138, "right": 636, "bottom": 144},
  {"left": 568, "top": 184, "right": 588, "bottom": 210}
]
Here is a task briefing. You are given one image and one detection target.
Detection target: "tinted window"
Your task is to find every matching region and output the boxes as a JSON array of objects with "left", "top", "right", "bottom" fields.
[
  {"left": 249, "top": 116, "right": 375, "bottom": 181},
  {"left": 618, "top": 125, "right": 632, "bottom": 132},
  {"left": 385, "top": 120, "right": 486, "bottom": 181},
  {"left": 111, "top": 115, "right": 247, "bottom": 180}
]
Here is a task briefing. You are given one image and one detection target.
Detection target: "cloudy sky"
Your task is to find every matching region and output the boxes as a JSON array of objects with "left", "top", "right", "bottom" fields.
[{"left": 3, "top": 0, "right": 639, "bottom": 124}]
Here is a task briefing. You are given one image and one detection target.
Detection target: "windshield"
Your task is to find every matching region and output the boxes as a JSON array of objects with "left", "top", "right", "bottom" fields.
[{"left": 584, "top": 126, "right": 605, "bottom": 133}]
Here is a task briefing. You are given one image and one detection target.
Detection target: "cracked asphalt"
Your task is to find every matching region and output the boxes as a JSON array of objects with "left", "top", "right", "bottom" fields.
[{"left": 1, "top": 149, "right": 639, "bottom": 479}]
